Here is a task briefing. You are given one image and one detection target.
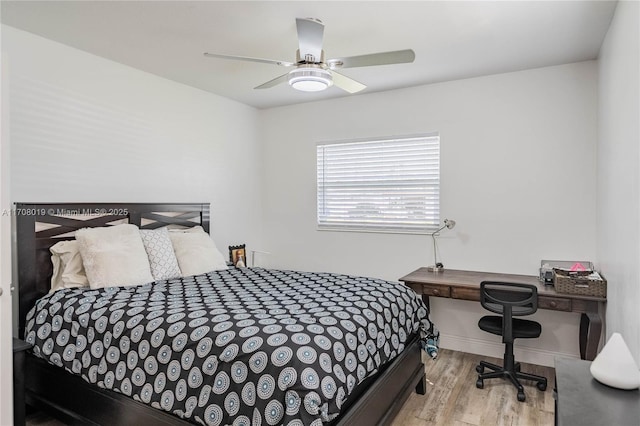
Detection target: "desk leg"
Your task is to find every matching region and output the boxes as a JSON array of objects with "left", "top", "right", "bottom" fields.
[
  {"left": 421, "top": 294, "right": 430, "bottom": 311},
  {"left": 579, "top": 312, "right": 602, "bottom": 361}
]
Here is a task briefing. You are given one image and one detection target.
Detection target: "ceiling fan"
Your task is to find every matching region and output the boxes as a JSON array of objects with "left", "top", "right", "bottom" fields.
[{"left": 204, "top": 18, "right": 415, "bottom": 94}]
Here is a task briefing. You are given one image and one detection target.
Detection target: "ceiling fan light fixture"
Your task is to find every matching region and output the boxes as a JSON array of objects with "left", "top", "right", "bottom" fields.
[{"left": 288, "top": 67, "right": 333, "bottom": 92}]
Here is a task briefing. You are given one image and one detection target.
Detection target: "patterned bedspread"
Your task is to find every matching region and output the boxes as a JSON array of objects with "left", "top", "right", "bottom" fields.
[{"left": 25, "top": 267, "right": 435, "bottom": 425}]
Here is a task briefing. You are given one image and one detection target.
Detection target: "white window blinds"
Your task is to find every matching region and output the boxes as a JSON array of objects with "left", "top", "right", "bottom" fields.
[{"left": 317, "top": 134, "right": 440, "bottom": 234}]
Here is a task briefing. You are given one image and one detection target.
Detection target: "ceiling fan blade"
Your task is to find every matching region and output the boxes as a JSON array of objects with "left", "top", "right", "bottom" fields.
[
  {"left": 327, "top": 49, "right": 415, "bottom": 69},
  {"left": 204, "top": 52, "right": 294, "bottom": 67},
  {"left": 254, "top": 73, "right": 290, "bottom": 90},
  {"left": 296, "top": 18, "right": 324, "bottom": 62},
  {"left": 330, "top": 71, "right": 366, "bottom": 94}
]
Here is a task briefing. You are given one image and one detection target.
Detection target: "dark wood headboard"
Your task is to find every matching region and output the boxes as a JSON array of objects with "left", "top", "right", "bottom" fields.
[{"left": 15, "top": 202, "right": 210, "bottom": 338}]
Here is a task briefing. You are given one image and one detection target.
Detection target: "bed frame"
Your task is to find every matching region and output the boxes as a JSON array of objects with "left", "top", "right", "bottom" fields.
[{"left": 16, "top": 202, "right": 427, "bottom": 426}]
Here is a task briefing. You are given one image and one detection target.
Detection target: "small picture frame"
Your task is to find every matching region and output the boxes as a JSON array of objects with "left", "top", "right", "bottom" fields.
[{"left": 229, "top": 244, "right": 247, "bottom": 267}]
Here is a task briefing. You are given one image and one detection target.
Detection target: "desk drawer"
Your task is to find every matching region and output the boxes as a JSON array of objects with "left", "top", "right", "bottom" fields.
[
  {"left": 421, "top": 284, "right": 451, "bottom": 298},
  {"left": 538, "top": 296, "right": 571, "bottom": 312},
  {"left": 451, "top": 287, "right": 480, "bottom": 301}
]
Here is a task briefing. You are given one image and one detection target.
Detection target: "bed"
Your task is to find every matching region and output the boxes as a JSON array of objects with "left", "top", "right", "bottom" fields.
[{"left": 16, "top": 202, "right": 436, "bottom": 426}]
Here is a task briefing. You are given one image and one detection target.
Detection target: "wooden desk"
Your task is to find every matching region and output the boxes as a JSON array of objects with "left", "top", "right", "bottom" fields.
[
  {"left": 555, "top": 357, "right": 639, "bottom": 425},
  {"left": 399, "top": 268, "right": 606, "bottom": 361}
]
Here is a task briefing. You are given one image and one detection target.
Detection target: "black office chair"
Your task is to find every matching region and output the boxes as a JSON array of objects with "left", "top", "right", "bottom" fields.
[{"left": 475, "top": 281, "right": 547, "bottom": 402}]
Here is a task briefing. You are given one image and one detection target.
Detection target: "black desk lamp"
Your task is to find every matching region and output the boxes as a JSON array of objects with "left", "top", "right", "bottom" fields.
[{"left": 427, "top": 218, "right": 456, "bottom": 272}]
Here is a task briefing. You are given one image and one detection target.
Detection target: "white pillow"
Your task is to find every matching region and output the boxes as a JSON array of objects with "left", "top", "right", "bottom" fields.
[
  {"left": 169, "top": 226, "right": 228, "bottom": 276},
  {"left": 76, "top": 224, "right": 153, "bottom": 289},
  {"left": 139, "top": 228, "right": 182, "bottom": 281},
  {"left": 50, "top": 240, "right": 89, "bottom": 293}
]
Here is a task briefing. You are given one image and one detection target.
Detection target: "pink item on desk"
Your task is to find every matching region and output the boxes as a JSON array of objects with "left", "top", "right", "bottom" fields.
[{"left": 570, "top": 262, "right": 587, "bottom": 271}]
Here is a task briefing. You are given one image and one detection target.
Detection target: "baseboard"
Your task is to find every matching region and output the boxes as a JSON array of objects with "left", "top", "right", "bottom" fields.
[{"left": 439, "top": 333, "right": 579, "bottom": 367}]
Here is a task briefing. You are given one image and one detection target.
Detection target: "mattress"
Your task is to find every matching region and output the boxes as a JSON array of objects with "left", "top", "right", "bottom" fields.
[{"left": 25, "top": 267, "right": 436, "bottom": 425}]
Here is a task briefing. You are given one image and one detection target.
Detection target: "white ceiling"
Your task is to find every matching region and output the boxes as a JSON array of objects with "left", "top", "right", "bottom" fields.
[{"left": 1, "top": 1, "right": 617, "bottom": 109}]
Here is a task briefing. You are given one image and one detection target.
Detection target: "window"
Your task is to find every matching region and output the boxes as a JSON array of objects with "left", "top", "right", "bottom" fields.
[{"left": 317, "top": 134, "right": 440, "bottom": 234}]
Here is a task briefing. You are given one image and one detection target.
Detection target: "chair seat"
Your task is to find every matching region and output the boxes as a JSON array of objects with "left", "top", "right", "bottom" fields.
[{"left": 479, "top": 315, "right": 541, "bottom": 339}]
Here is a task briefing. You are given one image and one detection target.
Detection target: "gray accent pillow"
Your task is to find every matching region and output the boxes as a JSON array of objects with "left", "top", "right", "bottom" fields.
[{"left": 140, "top": 227, "right": 182, "bottom": 281}]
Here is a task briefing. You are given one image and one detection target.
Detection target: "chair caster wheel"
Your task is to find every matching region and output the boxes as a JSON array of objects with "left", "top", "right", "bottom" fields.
[
  {"left": 537, "top": 381, "right": 547, "bottom": 391},
  {"left": 476, "top": 365, "right": 483, "bottom": 374},
  {"left": 476, "top": 379, "right": 484, "bottom": 389},
  {"left": 517, "top": 392, "right": 526, "bottom": 402}
]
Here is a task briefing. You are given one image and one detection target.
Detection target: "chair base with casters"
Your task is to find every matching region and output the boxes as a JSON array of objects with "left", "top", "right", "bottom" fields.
[
  {"left": 475, "top": 342, "right": 548, "bottom": 402},
  {"left": 475, "top": 282, "right": 548, "bottom": 402}
]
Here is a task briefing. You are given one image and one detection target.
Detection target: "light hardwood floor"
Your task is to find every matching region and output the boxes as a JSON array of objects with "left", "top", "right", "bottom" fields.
[
  {"left": 392, "top": 349, "right": 555, "bottom": 426},
  {"left": 26, "top": 349, "right": 555, "bottom": 426}
]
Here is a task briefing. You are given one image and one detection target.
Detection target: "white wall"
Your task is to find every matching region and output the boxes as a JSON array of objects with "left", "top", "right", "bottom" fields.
[
  {"left": 259, "top": 61, "right": 598, "bottom": 365},
  {"left": 3, "top": 25, "right": 263, "bottom": 254},
  {"left": 597, "top": 0, "right": 640, "bottom": 365}
]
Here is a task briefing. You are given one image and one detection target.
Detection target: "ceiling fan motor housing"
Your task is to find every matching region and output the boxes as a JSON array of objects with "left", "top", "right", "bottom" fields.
[{"left": 288, "top": 66, "right": 333, "bottom": 91}]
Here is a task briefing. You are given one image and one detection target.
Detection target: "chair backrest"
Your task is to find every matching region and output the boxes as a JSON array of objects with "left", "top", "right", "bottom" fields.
[
  {"left": 480, "top": 281, "right": 538, "bottom": 316},
  {"left": 480, "top": 281, "right": 538, "bottom": 341}
]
